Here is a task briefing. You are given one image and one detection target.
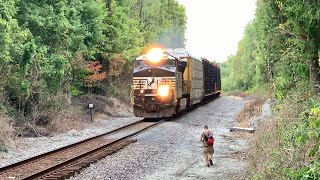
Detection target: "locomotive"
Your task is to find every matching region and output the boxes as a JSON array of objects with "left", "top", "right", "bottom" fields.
[{"left": 131, "top": 48, "right": 221, "bottom": 118}]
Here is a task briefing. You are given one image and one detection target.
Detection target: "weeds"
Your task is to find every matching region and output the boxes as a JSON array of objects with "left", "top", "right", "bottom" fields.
[
  {"left": 0, "top": 141, "right": 8, "bottom": 153},
  {"left": 248, "top": 92, "right": 320, "bottom": 179},
  {"left": 236, "top": 98, "right": 265, "bottom": 127},
  {"left": 0, "top": 112, "right": 14, "bottom": 152}
]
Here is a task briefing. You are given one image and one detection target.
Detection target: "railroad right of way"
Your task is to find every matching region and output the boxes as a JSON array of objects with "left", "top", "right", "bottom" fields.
[{"left": 0, "top": 119, "right": 163, "bottom": 180}]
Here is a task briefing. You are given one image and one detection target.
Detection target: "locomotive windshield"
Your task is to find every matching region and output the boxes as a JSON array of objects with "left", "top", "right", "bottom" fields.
[
  {"left": 133, "top": 48, "right": 183, "bottom": 77},
  {"left": 134, "top": 59, "right": 176, "bottom": 69}
]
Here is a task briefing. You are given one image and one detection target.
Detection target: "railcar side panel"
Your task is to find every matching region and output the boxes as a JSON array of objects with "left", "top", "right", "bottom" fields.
[
  {"left": 213, "top": 65, "right": 221, "bottom": 93},
  {"left": 176, "top": 72, "right": 183, "bottom": 99},
  {"left": 202, "top": 59, "right": 215, "bottom": 96},
  {"left": 202, "top": 58, "right": 221, "bottom": 96},
  {"left": 190, "top": 57, "right": 204, "bottom": 105}
]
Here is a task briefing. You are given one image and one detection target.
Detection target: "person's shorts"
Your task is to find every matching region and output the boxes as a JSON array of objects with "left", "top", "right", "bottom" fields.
[{"left": 203, "top": 146, "right": 214, "bottom": 154}]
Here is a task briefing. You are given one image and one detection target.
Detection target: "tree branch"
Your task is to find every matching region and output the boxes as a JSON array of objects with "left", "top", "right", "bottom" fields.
[{"left": 278, "top": 27, "right": 307, "bottom": 41}]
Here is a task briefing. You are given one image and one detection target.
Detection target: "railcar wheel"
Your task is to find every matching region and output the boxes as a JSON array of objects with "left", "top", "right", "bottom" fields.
[
  {"left": 174, "top": 104, "right": 180, "bottom": 115},
  {"left": 186, "top": 97, "right": 191, "bottom": 112}
]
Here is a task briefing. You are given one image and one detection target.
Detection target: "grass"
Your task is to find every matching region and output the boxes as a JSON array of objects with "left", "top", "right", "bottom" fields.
[
  {"left": 0, "top": 113, "right": 14, "bottom": 153},
  {"left": 247, "top": 92, "right": 320, "bottom": 179}
]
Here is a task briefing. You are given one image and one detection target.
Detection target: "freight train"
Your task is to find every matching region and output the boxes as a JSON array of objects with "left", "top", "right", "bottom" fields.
[{"left": 131, "top": 48, "right": 221, "bottom": 118}]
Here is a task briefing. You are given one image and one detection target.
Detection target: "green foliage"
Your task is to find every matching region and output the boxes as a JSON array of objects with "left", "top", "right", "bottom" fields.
[
  {"left": 283, "top": 100, "right": 320, "bottom": 179},
  {"left": 221, "top": 0, "right": 320, "bottom": 179},
  {"left": 221, "top": 22, "right": 264, "bottom": 92},
  {"left": 0, "top": 0, "right": 186, "bottom": 116},
  {"left": 70, "top": 85, "right": 83, "bottom": 96},
  {"left": 119, "top": 0, "right": 186, "bottom": 48},
  {"left": 221, "top": 0, "right": 320, "bottom": 97},
  {"left": 284, "top": 160, "right": 320, "bottom": 180},
  {"left": 0, "top": 142, "right": 8, "bottom": 153},
  {"left": 249, "top": 95, "right": 320, "bottom": 179},
  {"left": 103, "top": 2, "right": 144, "bottom": 58}
]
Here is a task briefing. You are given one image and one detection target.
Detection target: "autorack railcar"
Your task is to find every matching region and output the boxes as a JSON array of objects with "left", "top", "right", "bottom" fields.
[{"left": 131, "top": 48, "right": 221, "bottom": 118}]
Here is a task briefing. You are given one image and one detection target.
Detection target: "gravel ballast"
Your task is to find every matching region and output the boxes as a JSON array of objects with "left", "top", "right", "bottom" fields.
[
  {"left": 0, "top": 117, "right": 142, "bottom": 168},
  {"left": 71, "top": 96, "right": 250, "bottom": 180}
]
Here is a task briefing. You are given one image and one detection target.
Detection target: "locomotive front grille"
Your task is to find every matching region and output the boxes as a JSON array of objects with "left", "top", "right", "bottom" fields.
[
  {"left": 133, "top": 79, "right": 148, "bottom": 89},
  {"left": 133, "top": 77, "right": 176, "bottom": 89}
]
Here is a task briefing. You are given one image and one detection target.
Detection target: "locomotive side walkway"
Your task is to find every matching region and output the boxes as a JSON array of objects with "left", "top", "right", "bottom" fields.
[{"left": 71, "top": 96, "right": 251, "bottom": 180}]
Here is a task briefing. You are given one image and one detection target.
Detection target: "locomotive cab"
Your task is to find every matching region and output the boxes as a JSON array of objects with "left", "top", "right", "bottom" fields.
[{"left": 132, "top": 48, "right": 186, "bottom": 118}]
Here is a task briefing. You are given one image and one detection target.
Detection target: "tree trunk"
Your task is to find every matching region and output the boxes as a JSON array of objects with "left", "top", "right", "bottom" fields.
[
  {"left": 138, "top": 0, "right": 143, "bottom": 25},
  {"left": 267, "top": 57, "right": 274, "bottom": 98},
  {"left": 308, "top": 56, "right": 320, "bottom": 95},
  {"left": 106, "top": 0, "right": 113, "bottom": 16}
]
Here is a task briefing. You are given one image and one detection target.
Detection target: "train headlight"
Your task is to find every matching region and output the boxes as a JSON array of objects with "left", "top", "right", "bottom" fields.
[
  {"left": 158, "top": 85, "right": 169, "bottom": 97},
  {"left": 146, "top": 48, "right": 164, "bottom": 63}
]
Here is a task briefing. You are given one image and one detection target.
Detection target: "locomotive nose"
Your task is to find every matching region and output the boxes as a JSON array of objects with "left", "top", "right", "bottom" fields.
[{"left": 150, "top": 104, "right": 157, "bottom": 111}]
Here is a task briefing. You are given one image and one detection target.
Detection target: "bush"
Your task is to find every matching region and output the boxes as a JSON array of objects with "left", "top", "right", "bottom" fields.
[
  {"left": 248, "top": 92, "right": 320, "bottom": 179},
  {"left": 0, "top": 141, "right": 8, "bottom": 153},
  {"left": 0, "top": 113, "right": 14, "bottom": 151},
  {"left": 284, "top": 99, "right": 320, "bottom": 179}
]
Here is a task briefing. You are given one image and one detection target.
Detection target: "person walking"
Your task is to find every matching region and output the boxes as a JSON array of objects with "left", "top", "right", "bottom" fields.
[{"left": 200, "top": 125, "right": 214, "bottom": 167}]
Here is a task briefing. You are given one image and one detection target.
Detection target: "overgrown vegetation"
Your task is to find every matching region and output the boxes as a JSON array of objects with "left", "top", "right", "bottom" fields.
[
  {"left": 220, "top": 0, "right": 320, "bottom": 179},
  {"left": 221, "top": 1, "right": 320, "bottom": 97},
  {"left": 0, "top": 0, "right": 186, "bottom": 148},
  {"left": 236, "top": 98, "right": 265, "bottom": 128},
  {"left": 248, "top": 93, "right": 320, "bottom": 179},
  {"left": 0, "top": 113, "right": 14, "bottom": 151}
]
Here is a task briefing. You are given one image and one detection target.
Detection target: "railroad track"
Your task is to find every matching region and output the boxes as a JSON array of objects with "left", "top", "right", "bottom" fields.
[{"left": 0, "top": 119, "right": 164, "bottom": 180}]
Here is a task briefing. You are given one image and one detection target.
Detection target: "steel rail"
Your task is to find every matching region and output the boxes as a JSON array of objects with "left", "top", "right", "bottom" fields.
[{"left": 0, "top": 119, "right": 164, "bottom": 180}]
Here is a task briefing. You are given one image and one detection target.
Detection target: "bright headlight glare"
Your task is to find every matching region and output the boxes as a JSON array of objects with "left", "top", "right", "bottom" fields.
[
  {"left": 146, "top": 48, "right": 164, "bottom": 63},
  {"left": 158, "top": 85, "right": 169, "bottom": 97}
]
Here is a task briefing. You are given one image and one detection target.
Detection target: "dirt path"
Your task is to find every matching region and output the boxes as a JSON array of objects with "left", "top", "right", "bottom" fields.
[{"left": 71, "top": 96, "right": 250, "bottom": 180}]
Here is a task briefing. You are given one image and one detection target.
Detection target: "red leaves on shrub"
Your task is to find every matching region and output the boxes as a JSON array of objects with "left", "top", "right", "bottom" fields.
[{"left": 85, "top": 61, "right": 106, "bottom": 87}]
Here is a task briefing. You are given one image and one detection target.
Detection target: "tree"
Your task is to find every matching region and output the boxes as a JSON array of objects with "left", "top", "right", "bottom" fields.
[
  {"left": 275, "top": 0, "right": 320, "bottom": 95},
  {"left": 222, "top": 0, "right": 317, "bottom": 98},
  {"left": 118, "top": 0, "right": 186, "bottom": 48},
  {"left": 0, "top": 0, "right": 187, "bottom": 116},
  {"left": 221, "top": 22, "right": 261, "bottom": 92},
  {"left": 85, "top": 61, "right": 107, "bottom": 89}
]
